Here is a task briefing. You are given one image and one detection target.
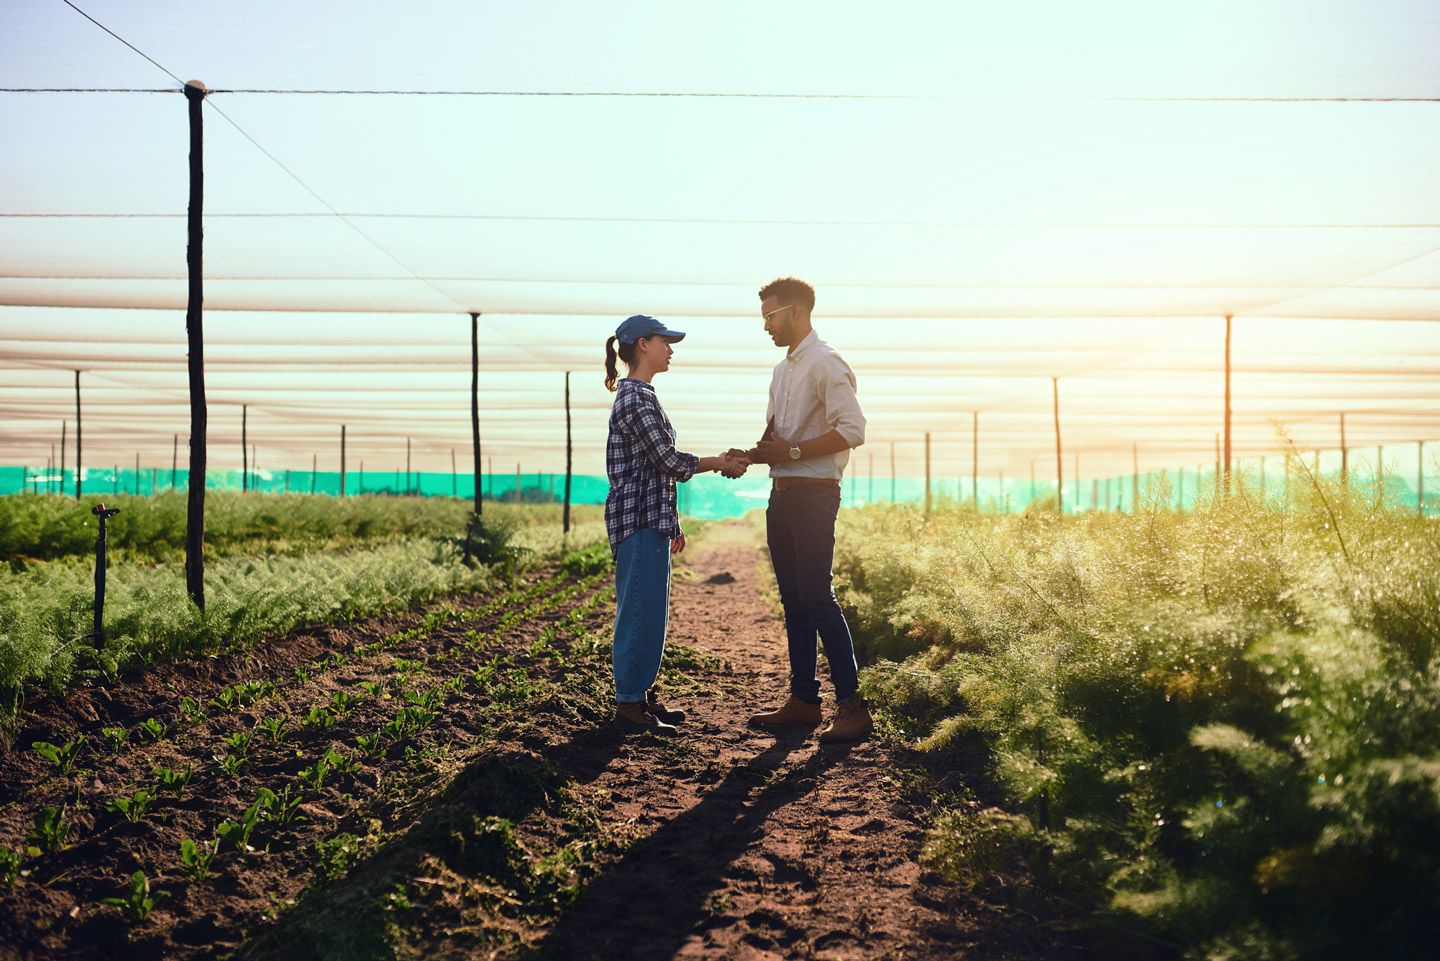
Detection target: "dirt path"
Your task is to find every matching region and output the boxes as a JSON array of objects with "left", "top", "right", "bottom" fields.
[{"left": 529, "top": 523, "right": 1077, "bottom": 961}]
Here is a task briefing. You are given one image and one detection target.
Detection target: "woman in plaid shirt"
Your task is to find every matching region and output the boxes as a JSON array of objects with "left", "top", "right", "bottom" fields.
[{"left": 604, "top": 314, "right": 747, "bottom": 735}]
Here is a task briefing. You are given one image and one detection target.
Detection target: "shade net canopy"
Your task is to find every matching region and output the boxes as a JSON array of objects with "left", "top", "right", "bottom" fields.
[{"left": 2, "top": 0, "right": 1438, "bottom": 486}]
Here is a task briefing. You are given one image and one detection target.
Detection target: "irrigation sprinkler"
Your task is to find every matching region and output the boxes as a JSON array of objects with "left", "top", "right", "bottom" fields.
[{"left": 91, "top": 502, "right": 121, "bottom": 645}]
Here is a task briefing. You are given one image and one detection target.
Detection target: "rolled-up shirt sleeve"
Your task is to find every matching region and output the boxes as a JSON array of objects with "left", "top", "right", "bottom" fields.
[
  {"left": 821, "top": 355, "right": 866, "bottom": 448},
  {"left": 623, "top": 392, "right": 700, "bottom": 482}
]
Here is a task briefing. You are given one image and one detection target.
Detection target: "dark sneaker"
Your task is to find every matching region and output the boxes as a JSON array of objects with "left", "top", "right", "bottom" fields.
[{"left": 615, "top": 701, "right": 677, "bottom": 736}]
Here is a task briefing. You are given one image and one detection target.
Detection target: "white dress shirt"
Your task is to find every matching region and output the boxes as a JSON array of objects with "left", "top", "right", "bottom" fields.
[{"left": 765, "top": 330, "right": 866, "bottom": 479}]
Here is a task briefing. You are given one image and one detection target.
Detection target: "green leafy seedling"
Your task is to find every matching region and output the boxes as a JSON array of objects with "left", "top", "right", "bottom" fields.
[
  {"left": 223, "top": 730, "right": 254, "bottom": 755},
  {"left": 178, "top": 837, "right": 219, "bottom": 881},
  {"left": 330, "top": 691, "right": 358, "bottom": 715},
  {"left": 271, "top": 785, "right": 306, "bottom": 826},
  {"left": 257, "top": 715, "right": 292, "bottom": 742},
  {"left": 100, "top": 726, "right": 129, "bottom": 751},
  {"left": 0, "top": 847, "right": 24, "bottom": 886},
  {"left": 178, "top": 696, "right": 204, "bottom": 722},
  {"left": 108, "top": 786, "right": 159, "bottom": 824},
  {"left": 136, "top": 717, "right": 166, "bottom": 743},
  {"left": 217, "top": 751, "right": 245, "bottom": 779},
  {"left": 154, "top": 766, "right": 193, "bottom": 798},
  {"left": 102, "top": 870, "right": 169, "bottom": 922},
  {"left": 210, "top": 686, "right": 238, "bottom": 711},
  {"left": 31, "top": 735, "right": 85, "bottom": 776},
  {"left": 359, "top": 680, "right": 387, "bottom": 699},
  {"left": 27, "top": 805, "right": 70, "bottom": 854},
  {"left": 354, "top": 733, "right": 383, "bottom": 757}
]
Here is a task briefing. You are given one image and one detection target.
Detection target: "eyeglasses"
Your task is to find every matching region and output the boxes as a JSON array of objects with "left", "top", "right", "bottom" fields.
[{"left": 762, "top": 304, "right": 794, "bottom": 321}]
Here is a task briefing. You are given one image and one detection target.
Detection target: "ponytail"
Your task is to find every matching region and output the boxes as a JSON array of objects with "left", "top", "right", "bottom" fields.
[
  {"left": 604, "top": 335, "right": 639, "bottom": 392},
  {"left": 604, "top": 336, "right": 620, "bottom": 392}
]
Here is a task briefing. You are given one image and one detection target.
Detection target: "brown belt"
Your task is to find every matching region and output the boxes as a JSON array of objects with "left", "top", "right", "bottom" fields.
[{"left": 772, "top": 476, "right": 841, "bottom": 491}]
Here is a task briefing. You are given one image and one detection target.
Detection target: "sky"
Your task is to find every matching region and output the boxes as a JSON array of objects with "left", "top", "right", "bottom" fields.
[{"left": 2, "top": 0, "right": 1438, "bottom": 482}]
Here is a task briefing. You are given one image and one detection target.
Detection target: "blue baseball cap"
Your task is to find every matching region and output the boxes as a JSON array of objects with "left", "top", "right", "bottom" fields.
[{"left": 615, "top": 314, "right": 686, "bottom": 344}]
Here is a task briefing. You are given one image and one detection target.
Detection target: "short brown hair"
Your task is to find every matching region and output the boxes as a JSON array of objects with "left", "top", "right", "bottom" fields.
[{"left": 758, "top": 277, "right": 815, "bottom": 312}]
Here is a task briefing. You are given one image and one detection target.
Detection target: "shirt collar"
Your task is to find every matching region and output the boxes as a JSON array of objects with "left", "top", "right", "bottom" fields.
[
  {"left": 786, "top": 329, "right": 818, "bottom": 362},
  {"left": 620, "top": 377, "right": 656, "bottom": 393}
]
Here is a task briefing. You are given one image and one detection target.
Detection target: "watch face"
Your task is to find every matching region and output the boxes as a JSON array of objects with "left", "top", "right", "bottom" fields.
[{"left": 788, "top": 447, "right": 801, "bottom": 460}]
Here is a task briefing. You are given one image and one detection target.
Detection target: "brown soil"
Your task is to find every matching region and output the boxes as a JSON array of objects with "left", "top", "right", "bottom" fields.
[{"left": 0, "top": 524, "right": 1084, "bottom": 961}]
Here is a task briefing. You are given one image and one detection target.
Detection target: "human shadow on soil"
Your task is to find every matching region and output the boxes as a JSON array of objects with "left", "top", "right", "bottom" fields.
[
  {"left": 238, "top": 724, "right": 627, "bottom": 961},
  {"left": 530, "top": 732, "right": 844, "bottom": 961}
]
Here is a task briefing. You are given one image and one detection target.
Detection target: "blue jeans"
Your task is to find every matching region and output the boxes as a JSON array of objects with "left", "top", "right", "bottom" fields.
[
  {"left": 766, "top": 484, "right": 860, "bottom": 704},
  {"left": 612, "top": 527, "right": 672, "bottom": 704}
]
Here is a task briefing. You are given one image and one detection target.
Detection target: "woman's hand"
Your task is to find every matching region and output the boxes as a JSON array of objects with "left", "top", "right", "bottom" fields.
[{"left": 671, "top": 533, "right": 687, "bottom": 555}]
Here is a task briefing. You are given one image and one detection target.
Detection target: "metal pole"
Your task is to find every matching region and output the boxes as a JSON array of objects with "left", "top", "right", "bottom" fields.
[
  {"left": 1223, "top": 313, "right": 1232, "bottom": 496},
  {"left": 971, "top": 410, "right": 979, "bottom": 511},
  {"left": 242, "top": 404, "right": 248, "bottom": 492},
  {"left": 1132, "top": 441, "right": 1139, "bottom": 512},
  {"left": 75, "top": 370, "right": 83, "bottom": 500},
  {"left": 182, "top": 80, "right": 208, "bottom": 609},
  {"left": 880, "top": 442, "right": 890, "bottom": 503},
  {"left": 60, "top": 421, "right": 67, "bottom": 496},
  {"left": 1340, "top": 413, "right": 1348, "bottom": 490},
  {"left": 564, "top": 371, "right": 573, "bottom": 534},
  {"left": 340, "top": 425, "right": 347, "bottom": 498},
  {"left": 470, "top": 312, "right": 483, "bottom": 518},
  {"left": 924, "top": 432, "right": 932, "bottom": 515},
  {"left": 1052, "top": 377, "right": 1063, "bottom": 515}
]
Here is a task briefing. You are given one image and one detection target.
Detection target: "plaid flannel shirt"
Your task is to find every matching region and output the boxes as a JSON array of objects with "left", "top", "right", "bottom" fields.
[{"left": 605, "top": 378, "right": 700, "bottom": 552}]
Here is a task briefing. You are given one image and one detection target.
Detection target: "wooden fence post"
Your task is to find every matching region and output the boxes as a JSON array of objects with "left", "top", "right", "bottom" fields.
[
  {"left": 340, "top": 425, "right": 347, "bottom": 498},
  {"left": 182, "top": 80, "right": 208, "bottom": 609},
  {"left": 470, "top": 312, "right": 483, "bottom": 519},
  {"left": 241, "top": 404, "right": 248, "bottom": 492},
  {"left": 75, "top": 371, "right": 83, "bottom": 499}
]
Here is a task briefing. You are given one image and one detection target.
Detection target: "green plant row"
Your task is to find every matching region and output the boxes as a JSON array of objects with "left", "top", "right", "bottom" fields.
[
  {"left": 4, "top": 569, "right": 615, "bottom": 927},
  {"left": 842, "top": 482, "right": 1440, "bottom": 960}
]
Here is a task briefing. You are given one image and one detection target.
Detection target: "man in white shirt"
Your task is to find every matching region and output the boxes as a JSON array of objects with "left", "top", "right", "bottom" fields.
[{"left": 737, "top": 277, "right": 873, "bottom": 742}]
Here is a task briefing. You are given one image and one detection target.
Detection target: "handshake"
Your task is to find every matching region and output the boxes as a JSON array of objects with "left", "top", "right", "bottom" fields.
[{"left": 710, "top": 450, "right": 751, "bottom": 480}]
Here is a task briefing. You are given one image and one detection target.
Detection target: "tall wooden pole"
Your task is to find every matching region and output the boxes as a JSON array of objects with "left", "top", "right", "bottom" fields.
[
  {"left": 971, "top": 411, "right": 979, "bottom": 511},
  {"left": 882, "top": 442, "right": 891, "bottom": 503},
  {"left": 60, "top": 421, "right": 67, "bottom": 496},
  {"left": 1132, "top": 441, "right": 1139, "bottom": 512},
  {"left": 311, "top": 453, "right": 318, "bottom": 494},
  {"left": 563, "top": 371, "right": 573, "bottom": 534},
  {"left": 1052, "top": 377, "right": 1063, "bottom": 515},
  {"left": 515, "top": 462, "right": 521, "bottom": 503},
  {"left": 405, "top": 436, "right": 412, "bottom": 495},
  {"left": 470, "top": 312, "right": 483, "bottom": 518},
  {"left": 1223, "top": 313, "right": 1232, "bottom": 496},
  {"left": 340, "top": 425, "right": 347, "bottom": 498},
  {"left": 1339, "top": 413, "right": 1348, "bottom": 490},
  {"left": 75, "top": 371, "right": 83, "bottom": 499},
  {"left": 450, "top": 447, "right": 457, "bottom": 497},
  {"left": 183, "top": 80, "right": 207, "bottom": 610},
  {"left": 241, "top": 404, "right": 248, "bottom": 492},
  {"left": 924, "top": 432, "right": 932, "bottom": 515}
]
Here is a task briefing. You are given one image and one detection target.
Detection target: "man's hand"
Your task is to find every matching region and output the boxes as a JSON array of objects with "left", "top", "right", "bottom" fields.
[
  {"left": 720, "top": 449, "right": 750, "bottom": 479},
  {"left": 671, "top": 533, "right": 686, "bottom": 555},
  {"left": 752, "top": 437, "right": 794, "bottom": 465}
]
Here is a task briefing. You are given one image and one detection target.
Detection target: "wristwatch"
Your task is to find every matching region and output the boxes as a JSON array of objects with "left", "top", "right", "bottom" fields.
[{"left": 788, "top": 446, "right": 801, "bottom": 461}]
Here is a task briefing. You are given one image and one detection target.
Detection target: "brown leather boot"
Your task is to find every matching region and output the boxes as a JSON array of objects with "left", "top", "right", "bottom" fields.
[
  {"left": 819, "top": 697, "right": 873, "bottom": 743},
  {"left": 615, "top": 701, "right": 677, "bottom": 736},
  {"left": 645, "top": 687, "right": 685, "bottom": 725},
  {"left": 748, "top": 694, "right": 822, "bottom": 729}
]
